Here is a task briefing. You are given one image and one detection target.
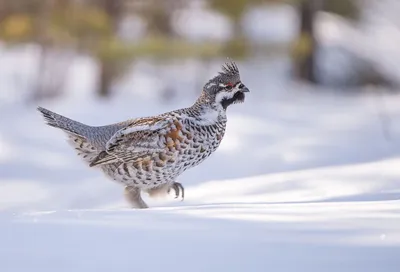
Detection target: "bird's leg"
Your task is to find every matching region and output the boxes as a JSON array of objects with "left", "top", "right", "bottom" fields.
[
  {"left": 146, "top": 184, "right": 170, "bottom": 199},
  {"left": 124, "top": 186, "right": 148, "bottom": 209},
  {"left": 168, "top": 182, "right": 185, "bottom": 201},
  {"left": 147, "top": 182, "right": 184, "bottom": 201}
]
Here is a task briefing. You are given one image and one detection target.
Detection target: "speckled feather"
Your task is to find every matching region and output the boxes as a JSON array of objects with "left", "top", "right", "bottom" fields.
[
  {"left": 92, "top": 106, "right": 227, "bottom": 190},
  {"left": 37, "top": 60, "right": 248, "bottom": 208}
]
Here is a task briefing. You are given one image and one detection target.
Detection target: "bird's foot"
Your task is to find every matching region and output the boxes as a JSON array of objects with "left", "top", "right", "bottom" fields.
[
  {"left": 168, "top": 182, "right": 184, "bottom": 201},
  {"left": 124, "top": 186, "right": 149, "bottom": 209}
]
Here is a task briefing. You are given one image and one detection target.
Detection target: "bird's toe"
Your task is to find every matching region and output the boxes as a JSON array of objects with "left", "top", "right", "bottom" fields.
[{"left": 169, "top": 182, "right": 184, "bottom": 200}]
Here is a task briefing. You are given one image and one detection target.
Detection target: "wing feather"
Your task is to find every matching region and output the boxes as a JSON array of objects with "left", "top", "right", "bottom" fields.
[{"left": 89, "top": 117, "right": 172, "bottom": 167}]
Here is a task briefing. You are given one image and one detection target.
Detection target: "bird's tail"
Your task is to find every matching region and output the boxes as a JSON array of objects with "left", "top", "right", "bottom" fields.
[{"left": 37, "top": 106, "right": 91, "bottom": 138}]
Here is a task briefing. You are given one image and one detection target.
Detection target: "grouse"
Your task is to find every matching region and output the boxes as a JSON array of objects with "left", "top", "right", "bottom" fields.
[{"left": 37, "top": 61, "right": 249, "bottom": 208}]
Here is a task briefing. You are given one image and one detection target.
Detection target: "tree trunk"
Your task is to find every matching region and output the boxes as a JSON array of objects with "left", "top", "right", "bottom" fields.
[
  {"left": 293, "top": 0, "right": 319, "bottom": 83},
  {"left": 98, "top": 60, "right": 114, "bottom": 97},
  {"left": 97, "top": 0, "right": 122, "bottom": 98}
]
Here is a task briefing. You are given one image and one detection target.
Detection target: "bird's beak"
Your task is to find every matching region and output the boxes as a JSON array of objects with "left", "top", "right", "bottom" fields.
[{"left": 241, "top": 86, "right": 250, "bottom": 93}]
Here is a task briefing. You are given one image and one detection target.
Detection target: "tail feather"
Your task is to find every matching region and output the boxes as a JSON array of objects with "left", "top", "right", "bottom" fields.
[
  {"left": 37, "top": 106, "right": 91, "bottom": 138},
  {"left": 37, "top": 107, "right": 102, "bottom": 164}
]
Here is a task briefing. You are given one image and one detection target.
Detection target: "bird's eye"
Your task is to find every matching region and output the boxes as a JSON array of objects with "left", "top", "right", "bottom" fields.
[{"left": 225, "top": 84, "right": 233, "bottom": 90}]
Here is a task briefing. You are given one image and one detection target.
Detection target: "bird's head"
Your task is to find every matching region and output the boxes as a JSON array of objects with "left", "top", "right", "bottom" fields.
[{"left": 203, "top": 61, "right": 249, "bottom": 110}]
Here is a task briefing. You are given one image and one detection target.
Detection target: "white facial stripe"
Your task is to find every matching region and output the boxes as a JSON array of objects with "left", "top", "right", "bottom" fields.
[
  {"left": 206, "top": 82, "right": 217, "bottom": 88},
  {"left": 232, "top": 83, "right": 241, "bottom": 92},
  {"left": 215, "top": 90, "right": 235, "bottom": 103},
  {"left": 215, "top": 82, "right": 244, "bottom": 103}
]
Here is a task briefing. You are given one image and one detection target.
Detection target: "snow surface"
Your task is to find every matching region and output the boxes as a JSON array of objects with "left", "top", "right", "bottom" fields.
[
  {"left": 1, "top": 77, "right": 400, "bottom": 271},
  {"left": 1, "top": 2, "right": 400, "bottom": 269}
]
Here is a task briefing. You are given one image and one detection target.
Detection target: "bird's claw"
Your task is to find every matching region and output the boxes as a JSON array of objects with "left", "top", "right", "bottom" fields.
[{"left": 169, "top": 182, "right": 184, "bottom": 201}]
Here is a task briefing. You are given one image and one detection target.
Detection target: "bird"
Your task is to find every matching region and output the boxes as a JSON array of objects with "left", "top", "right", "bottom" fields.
[{"left": 37, "top": 60, "right": 249, "bottom": 209}]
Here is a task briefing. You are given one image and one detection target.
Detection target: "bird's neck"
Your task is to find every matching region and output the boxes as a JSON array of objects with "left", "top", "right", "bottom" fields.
[{"left": 185, "top": 92, "right": 226, "bottom": 125}]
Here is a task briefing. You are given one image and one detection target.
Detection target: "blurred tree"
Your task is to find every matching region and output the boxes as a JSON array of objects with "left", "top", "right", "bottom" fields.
[
  {"left": 322, "top": 0, "right": 359, "bottom": 19},
  {"left": 210, "top": 0, "right": 266, "bottom": 59},
  {"left": 0, "top": 0, "right": 102, "bottom": 99},
  {"left": 143, "top": 0, "right": 176, "bottom": 37},
  {"left": 291, "top": 0, "right": 359, "bottom": 84},
  {"left": 97, "top": 0, "right": 123, "bottom": 97},
  {"left": 0, "top": 0, "right": 372, "bottom": 100},
  {"left": 292, "top": 0, "right": 318, "bottom": 83},
  {"left": 0, "top": 0, "right": 229, "bottom": 100}
]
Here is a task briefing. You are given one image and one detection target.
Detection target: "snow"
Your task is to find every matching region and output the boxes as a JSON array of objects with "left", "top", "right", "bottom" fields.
[
  {"left": 172, "top": 4, "right": 232, "bottom": 42},
  {"left": 315, "top": 2, "right": 400, "bottom": 85},
  {"left": 1, "top": 2, "right": 400, "bottom": 270},
  {"left": 1, "top": 78, "right": 400, "bottom": 271},
  {"left": 2, "top": 200, "right": 399, "bottom": 272},
  {"left": 242, "top": 3, "right": 298, "bottom": 43}
]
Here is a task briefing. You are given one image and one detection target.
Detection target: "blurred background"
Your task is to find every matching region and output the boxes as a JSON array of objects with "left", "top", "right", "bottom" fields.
[
  {"left": 1, "top": 0, "right": 400, "bottom": 211},
  {"left": 2, "top": 0, "right": 400, "bottom": 102}
]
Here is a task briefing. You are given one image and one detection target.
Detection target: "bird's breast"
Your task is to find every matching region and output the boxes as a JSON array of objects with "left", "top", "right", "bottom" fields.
[{"left": 108, "top": 119, "right": 227, "bottom": 187}]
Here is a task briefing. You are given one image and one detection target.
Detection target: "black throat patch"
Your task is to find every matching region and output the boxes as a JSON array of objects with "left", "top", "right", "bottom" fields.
[{"left": 221, "top": 92, "right": 245, "bottom": 109}]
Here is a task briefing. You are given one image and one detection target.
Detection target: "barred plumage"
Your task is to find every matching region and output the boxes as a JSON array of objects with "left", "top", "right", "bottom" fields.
[{"left": 37, "top": 60, "right": 250, "bottom": 209}]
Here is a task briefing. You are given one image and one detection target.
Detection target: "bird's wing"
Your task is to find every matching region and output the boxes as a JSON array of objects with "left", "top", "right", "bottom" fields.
[{"left": 89, "top": 116, "right": 178, "bottom": 167}]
